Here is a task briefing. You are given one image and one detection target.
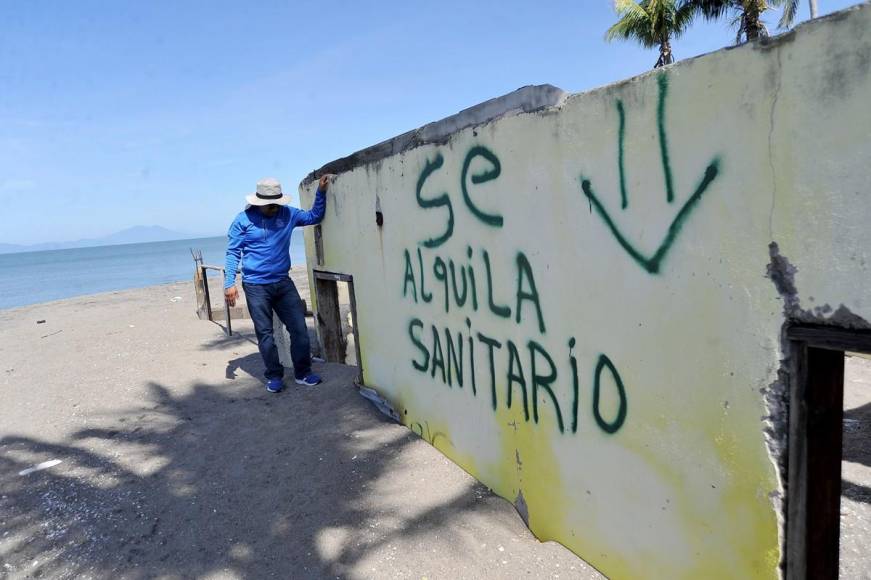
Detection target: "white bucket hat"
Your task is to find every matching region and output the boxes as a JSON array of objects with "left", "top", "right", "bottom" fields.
[{"left": 246, "top": 177, "right": 290, "bottom": 206}]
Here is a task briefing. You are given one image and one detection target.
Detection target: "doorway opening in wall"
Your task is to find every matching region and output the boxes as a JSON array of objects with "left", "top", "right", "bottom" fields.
[
  {"left": 312, "top": 270, "right": 363, "bottom": 385},
  {"left": 785, "top": 326, "right": 871, "bottom": 579}
]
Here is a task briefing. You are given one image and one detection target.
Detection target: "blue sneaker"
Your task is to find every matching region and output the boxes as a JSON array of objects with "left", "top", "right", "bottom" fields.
[
  {"left": 294, "top": 373, "right": 322, "bottom": 387},
  {"left": 266, "top": 378, "right": 284, "bottom": 393}
]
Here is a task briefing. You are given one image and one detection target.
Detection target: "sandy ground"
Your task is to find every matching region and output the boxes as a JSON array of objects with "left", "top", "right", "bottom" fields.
[
  {"left": 1, "top": 274, "right": 869, "bottom": 579},
  {"left": 0, "top": 275, "right": 601, "bottom": 580}
]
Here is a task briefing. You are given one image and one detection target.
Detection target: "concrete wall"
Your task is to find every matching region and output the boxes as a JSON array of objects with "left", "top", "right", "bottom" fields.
[{"left": 299, "top": 5, "right": 871, "bottom": 578}]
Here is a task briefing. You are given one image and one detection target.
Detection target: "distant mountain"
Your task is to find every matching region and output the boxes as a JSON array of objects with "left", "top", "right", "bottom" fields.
[
  {"left": 0, "top": 226, "right": 206, "bottom": 254},
  {"left": 97, "top": 225, "right": 194, "bottom": 245}
]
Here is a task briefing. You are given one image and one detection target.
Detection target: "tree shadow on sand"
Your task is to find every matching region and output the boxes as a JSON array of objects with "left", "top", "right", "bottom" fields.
[
  {"left": 843, "top": 399, "right": 871, "bottom": 505},
  {"left": 0, "top": 366, "right": 507, "bottom": 579},
  {"left": 843, "top": 400, "right": 871, "bottom": 469}
]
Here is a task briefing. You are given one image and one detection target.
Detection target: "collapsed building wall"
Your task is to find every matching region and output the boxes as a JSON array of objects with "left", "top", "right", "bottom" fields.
[{"left": 298, "top": 5, "right": 871, "bottom": 578}]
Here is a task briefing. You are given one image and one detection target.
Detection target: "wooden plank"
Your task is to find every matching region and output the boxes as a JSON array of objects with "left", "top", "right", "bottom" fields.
[
  {"left": 315, "top": 277, "right": 346, "bottom": 363},
  {"left": 209, "top": 306, "right": 248, "bottom": 321},
  {"left": 209, "top": 305, "right": 310, "bottom": 321},
  {"left": 313, "top": 269, "right": 353, "bottom": 283},
  {"left": 201, "top": 266, "right": 213, "bottom": 322},
  {"left": 803, "top": 347, "right": 844, "bottom": 580},
  {"left": 786, "top": 341, "right": 809, "bottom": 580},
  {"left": 194, "top": 266, "right": 208, "bottom": 320},
  {"left": 787, "top": 325, "right": 871, "bottom": 354},
  {"left": 224, "top": 295, "right": 232, "bottom": 336},
  {"left": 347, "top": 279, "right": 364, "bottom": 385}
]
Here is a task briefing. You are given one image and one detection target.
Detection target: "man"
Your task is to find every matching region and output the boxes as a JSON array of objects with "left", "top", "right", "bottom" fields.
[{"left": 224, "top": 175, "right": 330, "bottom": 393}]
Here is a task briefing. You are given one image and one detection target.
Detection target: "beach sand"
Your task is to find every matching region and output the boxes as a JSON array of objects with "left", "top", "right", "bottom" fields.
[{"left": 0, "top": 271, "right": 603, "bottom": 579}]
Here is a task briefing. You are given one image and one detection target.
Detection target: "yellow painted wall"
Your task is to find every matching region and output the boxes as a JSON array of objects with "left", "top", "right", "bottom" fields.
[{"left": 299, "top": 5, "right": 871, "bottom": 578}]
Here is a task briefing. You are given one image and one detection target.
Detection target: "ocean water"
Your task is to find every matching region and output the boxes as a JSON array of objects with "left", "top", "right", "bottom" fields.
[{"left": 0, "top": 231, "right": 306, "bottom": 310}]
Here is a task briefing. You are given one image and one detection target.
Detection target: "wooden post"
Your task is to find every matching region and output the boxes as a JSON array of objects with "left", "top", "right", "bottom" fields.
[
  {"left": 803, "top": 347, "right": 844, "bottom": 579},
  {"left": 347, "top": 279, "right": 364, "bottom": 385},
  {"left": 202, "top": 265, "right": 213, "bottom": 322},
  {"left": 224, "top": 289, "right": 232, "bottom": 336},
  {"left": 314, "top": 225, "right": 324, "bottom": 266},
  {"left": 314, "top": 276, "right": 346, "bottom": 363},
  {"left": 194, "top": 265, "right": 207, "bottom": 320},
  {"left": 784, "top": 325, "right": 871, "bottom": 579}
]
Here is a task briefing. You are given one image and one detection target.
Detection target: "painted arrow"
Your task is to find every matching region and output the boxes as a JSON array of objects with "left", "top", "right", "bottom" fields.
[{"left": 580, "top": 74, "right": 721, "bottom": 275}]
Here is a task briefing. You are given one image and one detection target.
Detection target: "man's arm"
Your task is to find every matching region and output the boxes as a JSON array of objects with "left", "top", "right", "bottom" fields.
[
  {"left": 224, "top": 216, "right": 245, "bottom": 306},
  {"left": 292, "top": 174, "right": 331, "bottom": 227}
]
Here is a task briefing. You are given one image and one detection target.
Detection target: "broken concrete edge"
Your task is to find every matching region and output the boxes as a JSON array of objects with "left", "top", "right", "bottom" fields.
[
  {"left": 299, "top": 3, "right": 870, "bottom": 190},
  {"left": 300, "top": 84, "right": 568, "bottom": 186},
  {"left": 357, "top": 386, "right": 401, "bottom": 423},
  {"left": 764, "top": 241, "right": 871, "bottom": 571},
  {"left": 766, "top": 242, "right": 871, "bottom": 334}
]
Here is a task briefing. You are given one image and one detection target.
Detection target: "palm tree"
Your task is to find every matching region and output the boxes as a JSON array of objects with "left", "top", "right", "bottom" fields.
[
  {"left": 606, "top": 0, "right": 698, "bottom": 68},
  {"left": 779, "top": 0, "right": 819, "bottom": 28},
  {"left": 692, "top": 0, "right": 787, "bottom": 43}
]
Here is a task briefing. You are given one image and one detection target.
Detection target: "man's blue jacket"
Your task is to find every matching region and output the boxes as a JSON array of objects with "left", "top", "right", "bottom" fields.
[{"left": 224, "top": 190, "right": 326, "bottom": 288}]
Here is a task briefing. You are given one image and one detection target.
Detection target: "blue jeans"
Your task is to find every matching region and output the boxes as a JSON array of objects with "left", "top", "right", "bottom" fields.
[{"left": 243, "top": 277, "right": 311, "bottom": 381}]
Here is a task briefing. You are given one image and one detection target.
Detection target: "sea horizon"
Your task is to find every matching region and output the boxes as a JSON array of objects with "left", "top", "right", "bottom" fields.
[
  {"left": 0, "top": 234, "right": 223, "bottom": 257},
  {"left": 0, "top": 232, "right": 306, "bottom": 311}
]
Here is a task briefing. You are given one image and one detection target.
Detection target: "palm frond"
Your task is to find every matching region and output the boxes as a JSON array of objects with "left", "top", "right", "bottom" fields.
[
  {"left": 672, "top": 1, "right": 700, "bottom": 36},
  {"left": 614, "top": 0, "right": 648, "bottom": 14},
  {"left": 690, "top": 0, "right": 734, "bottom": 20},
  {"left": 606, "top": 0, "right": 657, "bottom": 46},
  {"left": 778, "top": 0, "right": 799, "bottom": 28},
  {"left": 606, "top": 20, "right": 658, "bottom": 46},
  {"left": 607, "top": 0, "right": 702, "bottom": 66}
]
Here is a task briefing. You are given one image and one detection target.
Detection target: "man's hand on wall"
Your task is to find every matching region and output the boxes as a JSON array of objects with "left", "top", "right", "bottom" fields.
[
  {"left": 319, "top": 174, "right": 331, "bottom": 192},
  {"left": 225, "top": 286, "right": 238, "bottom": 307}
]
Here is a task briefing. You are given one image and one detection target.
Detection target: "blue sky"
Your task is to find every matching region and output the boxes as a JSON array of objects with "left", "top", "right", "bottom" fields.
[{"left": 0, "top": 0, "right": 860, "bottom": 245}]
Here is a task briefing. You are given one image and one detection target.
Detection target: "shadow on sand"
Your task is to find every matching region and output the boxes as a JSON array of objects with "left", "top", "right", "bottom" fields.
[
  {"left": 843, "top": 399, "right": 871, "bottom": 505},
  {"left": 1, "top": 362, "right": 503, "bottom": 578}
]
